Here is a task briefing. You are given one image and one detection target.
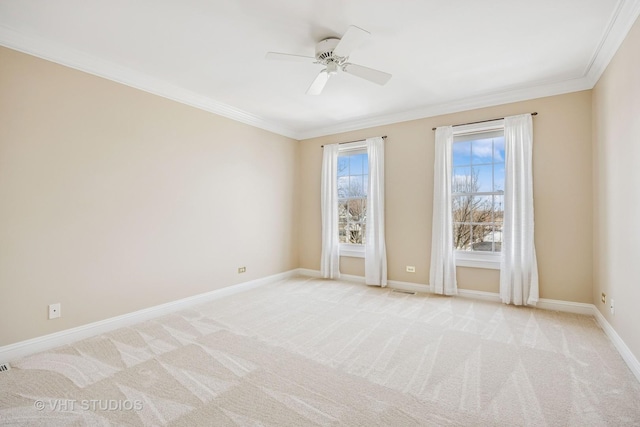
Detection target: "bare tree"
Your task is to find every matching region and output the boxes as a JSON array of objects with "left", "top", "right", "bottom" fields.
[
  {"left": 452, "top": 171, "right": 501, "bottom": 251},
  {"left": 338, "top": 175, "right": 366, "bottom": 244}
]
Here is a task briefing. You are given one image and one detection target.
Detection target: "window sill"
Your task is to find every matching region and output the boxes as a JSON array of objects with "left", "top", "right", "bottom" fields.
[
  {"left": 340, "top": 244, "right": 365, "bottom": 258},
  {"left": 455, "top": 251, "right": 501, "bottom": 270}
]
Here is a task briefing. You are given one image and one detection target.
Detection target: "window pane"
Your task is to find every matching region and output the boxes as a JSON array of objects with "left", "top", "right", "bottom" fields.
[
  {"left": 470, "top": 195, "right": 498, "bottom": 253},
  {"left": 471, "top": 223, "right": 493, "bottom": 251},
  {"left": 493, "top": 137, "right": 505, "bottom": 162},
  {"left": 472, "top": 240, "right": 493, "bottom": 251},
  {"left": 471, "top": 138, "right": 494, "bottom": 164},
  {"left": 338, "top": 176, "right": 349, "bottom": 198},
  {"left": 494, "top": 164, "right": 505, "bottom": 192},
  {"left": 471, "top": 224, "right": 503, "bottom": 252},
  {"left": 453, "top": 195, "right": 472, "bottom": 223},
  {"left": 338, "top": 221, "right": 347, "bottom": 243},
  {"left": 471, "top": 196, "right": 492, "bottom": 222},
  {"left": 472, "top": 165, "right": 493, "bottom": 192},
  {"left": 349, "top": 175, "right": 365, "bottom": 197},
  {"left": 492, "top": 224, "right": 503, "bottom": 252},
  {"left": 453, "top": 223, "right": 472, "bottom": 250},
  {"left": 338, "top": 201, "right": 348, "bottom": 221},
  {"left": 452, "top": 167, "right": 472, "bottom": 193},
  {"left": 338, "top": 156, "right": 349, "bottom": 176},
  {"left": 493, "top": 195, "right": 504, "bottom": 223},
  {"left": 453, "top": 141, "right": 471, "bottom": 166},
  {"left": 349, "top": 154, "right": 365, "bottom": 175},
  {"left": 347, "top": 199, "right": 365, "bottom": 222},
  {"left": 345, "top": 222, "right": 364, "bottom": 244}
]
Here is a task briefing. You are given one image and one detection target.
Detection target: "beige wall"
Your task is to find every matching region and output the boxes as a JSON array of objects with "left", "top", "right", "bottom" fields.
[
  {"left": 0, "top": 47, "right": 299, "bottom": 346},
  {"left": 4, "top": 30, "right": 627, "bottom": 354},
  {"left": 592, "top": 17, "right": 640, "bottom": 363},
  {"left": 300, "top": 91, "right": 593, "bottom": 302}
]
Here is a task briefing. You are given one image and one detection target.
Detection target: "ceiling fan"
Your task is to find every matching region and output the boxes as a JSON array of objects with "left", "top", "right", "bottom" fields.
[{"left": 266, "top": 25, "right": 392, "bottom": 95}]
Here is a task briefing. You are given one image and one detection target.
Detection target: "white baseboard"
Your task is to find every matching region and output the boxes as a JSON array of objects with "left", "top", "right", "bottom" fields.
[
  {"left": 592, "top": 307, "right": 640, "bottom": 383},
  {"left": 297, "top": 268, "right": 321, "bottom": 278},
  {"left": 456, "top": 290, "right": 595, "bottom": 316},
  {"left": 537, "top": 298, "right": 595, "bottom": 315},
  {"left": 297, "top": 269, "right": 429, "bottom": 293},
  {"left": 387, "top": 279, "right": 430, "bottom": 294},
  {"left": 298, "top": 269, "right": 593, "bottom": 313},
  {"left": 340, "top": 273, "right": 366, "bottom": 284},
  {"left": 0, "top": 269, "right": 299, "bottom": 364},
  {"left": 457, "top": 289, "right": 502, "bottom": 302},
  {"left": 297, "top": 268, "right": 640, "bottom": 384}
]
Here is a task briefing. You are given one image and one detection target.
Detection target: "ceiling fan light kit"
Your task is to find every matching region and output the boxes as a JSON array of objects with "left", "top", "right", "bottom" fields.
[{"left": 266, "top": 25, "right": 392, "bottom": 95}]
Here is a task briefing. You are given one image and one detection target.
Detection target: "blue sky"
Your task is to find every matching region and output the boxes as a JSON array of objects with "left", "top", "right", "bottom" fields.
[
  {"left": 338, "top": 153, "right": 368, "bottom": 197},
  {"left": 453, "top": 136, "right": 505, "bottom": 193},
  {"left": 338, "top": 153, "right": 368, "bottom": 176}
]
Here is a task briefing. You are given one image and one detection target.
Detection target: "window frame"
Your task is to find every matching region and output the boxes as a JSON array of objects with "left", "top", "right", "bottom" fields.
[
  {"left": 337, "top": 141, "right": 368, "bottom": 258},
  {"left": 452, "top": 120, "right": 505, "bottom": 270}
]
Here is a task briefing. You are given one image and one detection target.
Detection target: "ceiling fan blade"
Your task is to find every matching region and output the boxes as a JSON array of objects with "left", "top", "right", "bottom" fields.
[
  {"left": 306, "top": 70, "right": 330, "bottom": 95},
  {"left": 343, "top": 63, "right": 392, "bottom": 85},
  {"left": 265, "top": 52, "right": 315, "bottom": 62},
  {"left": 333, "top": 25, "right": 370, "bottom": 57}
]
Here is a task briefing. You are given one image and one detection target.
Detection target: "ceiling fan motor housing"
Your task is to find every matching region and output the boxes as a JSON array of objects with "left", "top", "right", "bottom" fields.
[{"left": 315, "top": 38, "right": 342, "bottom": 64}]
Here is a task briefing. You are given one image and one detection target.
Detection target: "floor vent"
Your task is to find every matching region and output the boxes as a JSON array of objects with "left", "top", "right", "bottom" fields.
[
  {"left": 0, "top": 363, "right": 10, "bottom": 372},
  {"left": 392, "top": 289, "right": 416, "bottom": 295}
]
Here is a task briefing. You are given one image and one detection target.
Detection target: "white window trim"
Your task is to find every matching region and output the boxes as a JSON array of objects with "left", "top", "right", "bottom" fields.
[
  {"left": 455, "top": 251, "right": 501, "bottom": 269},
  {"left": 339, "top": 140, "right": 367, "bottom": 152},
  {"left": 340, "top": 243, "right": 365, "bottom": 258},
  {"left": 452, "top": 120, "right": 505, "bottom": 269},
  {"left": 338, "top": 141, "right": 367, "bottom": 258},
  {"left": 453, "top": 119, "right": 504, "bottom": 135}
]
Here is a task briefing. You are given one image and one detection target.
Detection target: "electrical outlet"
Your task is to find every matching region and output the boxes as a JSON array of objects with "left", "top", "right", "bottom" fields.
[
  {"left": 601, "top": 293, "right": 606, "bottom": 304},
  {"left": 406, "top": 266, "right": 416, "bottom": 273},
  {"left": 238, "top": 267, "right": 246, "bottom": 273},
  {"left": 48, "top": 303, "right": 61, "bottom": 320},
  {"left": 610, "top": 299, "right": 615, "bottom": 315}
]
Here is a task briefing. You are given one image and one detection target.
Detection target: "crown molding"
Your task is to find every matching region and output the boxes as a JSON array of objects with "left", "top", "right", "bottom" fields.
[
  {"left": 296, "top": 76, "right": 592, "bottom": 140},
  {"left": 1, "top": 0, "right": 638, "bottom": 142},
  {"left": 584, "top": 0, "right": 640, "bottom": 87},
  {"left": 0, "top": 24, "right": 299, "bottom": 140}
]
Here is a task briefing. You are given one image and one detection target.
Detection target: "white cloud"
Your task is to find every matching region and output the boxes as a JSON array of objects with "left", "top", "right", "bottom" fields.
[
  {"left": 453, "top": 139, "right": 504, "bottom": 162},
  {"left": 452, "top": 174, "right": 473, "bottom": 186},
  {"left": 472, "top": 144, "right": 493, "bottom": 158}
]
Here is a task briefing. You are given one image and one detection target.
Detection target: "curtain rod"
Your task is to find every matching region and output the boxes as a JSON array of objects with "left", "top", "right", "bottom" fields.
[
  {"left": 321, "top": 135, "right": 387, "bottom": 148},
  {"left": 431, "top": 112, "right": 538, "bottom": 131}
]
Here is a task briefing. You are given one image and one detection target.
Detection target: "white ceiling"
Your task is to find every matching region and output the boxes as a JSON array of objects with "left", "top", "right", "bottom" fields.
[{"left": 1, "top": 0, "right": 639, "bottom": 139}]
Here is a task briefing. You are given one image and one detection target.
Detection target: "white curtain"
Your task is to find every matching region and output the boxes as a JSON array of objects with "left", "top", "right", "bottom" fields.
[
  {"left": 429, "top": 127, "right": 457, "bottom": 295},
  {"left": 500, "top": 114, "right": 539, "bottom": 306},
  {"left": 320, "top": 143, "right": 340, "bottom": 279},
  {"left": 365, "top": 137, "right": 387, "bottom": 286}
]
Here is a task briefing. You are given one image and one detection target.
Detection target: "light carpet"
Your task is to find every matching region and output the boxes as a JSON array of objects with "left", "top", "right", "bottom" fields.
[{"left": 1, "top": 276, "right": 639, "bottom": 426}]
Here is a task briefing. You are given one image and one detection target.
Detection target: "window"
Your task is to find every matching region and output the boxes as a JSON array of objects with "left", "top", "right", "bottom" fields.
[
  {"left": 452, "top": 126, "right": 505, "bottom": 269},
  {"left": 337, "top": 145, "right": 367, "bottom": 257}
]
